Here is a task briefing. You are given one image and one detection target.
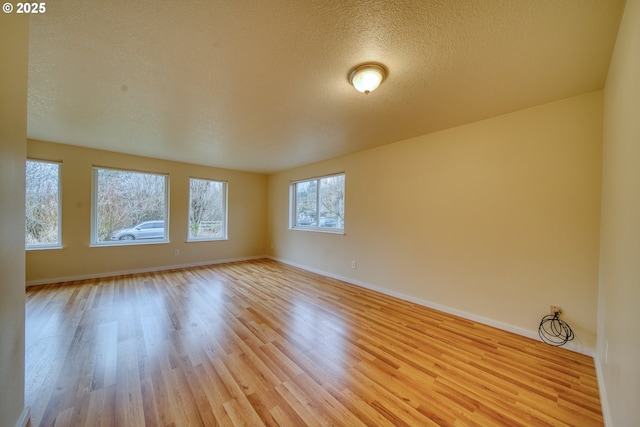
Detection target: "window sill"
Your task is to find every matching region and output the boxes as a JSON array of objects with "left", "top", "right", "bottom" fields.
[
  {"left": 26, "top": 245, "right": 63, "bottom": 251},
  {"left": 289, "top": 227, "right": 345, "bottom": 235},
  {"left": 90, "top": 240, "right": 169, "bottom": 248},
  {"left": 187, "top": 237, "right": 228, "bottom": 243}
]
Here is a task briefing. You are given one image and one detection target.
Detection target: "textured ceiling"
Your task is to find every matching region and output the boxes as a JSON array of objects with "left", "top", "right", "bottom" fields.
[{"left": 27, "top": 0, "right": 625, "bottom": 173}]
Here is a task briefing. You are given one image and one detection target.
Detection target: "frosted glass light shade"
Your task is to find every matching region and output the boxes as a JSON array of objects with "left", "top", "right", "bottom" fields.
[{"left": 348, "top": 64, "right": 387, "bottom": 94}]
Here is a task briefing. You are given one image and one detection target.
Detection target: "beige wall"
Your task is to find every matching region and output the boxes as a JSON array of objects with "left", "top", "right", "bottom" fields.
[
  {"left": 268, "top": 91, "right": 603, "bottom": 351},
  {"left": 0, "top": 13, "right": 29, "bottom": 427},
  {"left": 26, "top": 140, "right": 268, "bottom": 284},
  {"left": 599, "top": 1, "right": 640, "bottom": 425}
]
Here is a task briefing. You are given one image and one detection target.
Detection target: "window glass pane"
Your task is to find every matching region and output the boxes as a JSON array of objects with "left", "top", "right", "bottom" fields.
[
  {"left": 291, "top": 173, "right": 344, "bottom": 232},
  {"left": 319, "top": 174, "right": 344, "bottom": 229},
  {"left": 295, "top": 180, "right": 317, "bottom": 226},
  {"left": 26, "top": 160, "right": 61, "bottom": 248},
  {"left": 93, "top": 168, "right": 168, "bottom": 244},
  {"left": 189, "top": 178, "right": 227, "bottom": 240}
]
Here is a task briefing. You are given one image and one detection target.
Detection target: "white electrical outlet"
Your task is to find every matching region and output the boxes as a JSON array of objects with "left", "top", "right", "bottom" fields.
[
  {"left": 174, "top": 249, "right": 179, "bottom": 256},
  {"left": 351, "top": 260, "right": 357, "bottom": 269}
]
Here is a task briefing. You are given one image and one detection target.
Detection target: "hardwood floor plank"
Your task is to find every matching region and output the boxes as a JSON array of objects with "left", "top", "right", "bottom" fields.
[{"left": 26, "top": 259, "right": 603, "bottom": 426}]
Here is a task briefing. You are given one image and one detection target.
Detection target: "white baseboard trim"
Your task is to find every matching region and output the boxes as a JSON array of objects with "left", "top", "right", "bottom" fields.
[
  {"left": 269, "top": 256, "right": 594, "bottom": 357},
  {"left": 594, "top": 354, "right": 612, "bottom": 426},
  {"left": 26, "top": 255, "right": 267, "bottom": 287},
  {"left": 14, "top": 407, "right": 30, "bottom": 427}
]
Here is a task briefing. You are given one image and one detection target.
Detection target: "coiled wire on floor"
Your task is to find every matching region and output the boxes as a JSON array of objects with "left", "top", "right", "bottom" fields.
[{"left": 538, "top": 311, "right": 575, "bottom": 347}]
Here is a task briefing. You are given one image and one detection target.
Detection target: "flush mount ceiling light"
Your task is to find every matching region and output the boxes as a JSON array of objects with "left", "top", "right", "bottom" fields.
[{"left": 348, "top": 63, "right": 388, "bottom": 94}]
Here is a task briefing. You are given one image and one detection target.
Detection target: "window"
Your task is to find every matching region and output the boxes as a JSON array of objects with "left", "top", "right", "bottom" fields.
[
  {"left": 189, "top": 178, "right": 227, "bottom": 241},
  {"left": 26, "top": 159, "right": 61, "bottom": 249},
  {"left": 92, "top": 167, "right": 168, "bottom": 245},
  {"left": 290, "top": 173, "right": 344, "bottom": 232}
]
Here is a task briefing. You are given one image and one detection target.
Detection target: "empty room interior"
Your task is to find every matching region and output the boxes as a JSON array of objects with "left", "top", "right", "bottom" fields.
[{"left": 1, "top": 1, "right": 639, "bottom": 426}]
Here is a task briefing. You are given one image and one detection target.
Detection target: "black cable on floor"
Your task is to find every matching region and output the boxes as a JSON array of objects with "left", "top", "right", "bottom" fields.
[{"left": 538, "top": 310, "right": 574, "bottom": 346}]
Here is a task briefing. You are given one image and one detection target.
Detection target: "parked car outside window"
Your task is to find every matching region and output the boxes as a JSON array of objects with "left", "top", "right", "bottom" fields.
[
  {"left": 319, "top": 218, "right": 337, "bottom": 227},
  {"left": 110, "top": 220, "right": 165, "bottom": 241}
]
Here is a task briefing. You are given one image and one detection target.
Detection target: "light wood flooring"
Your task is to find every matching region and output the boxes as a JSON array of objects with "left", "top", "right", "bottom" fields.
[{"left": 25, "top": 259, "right": 603, "bottom": 426}]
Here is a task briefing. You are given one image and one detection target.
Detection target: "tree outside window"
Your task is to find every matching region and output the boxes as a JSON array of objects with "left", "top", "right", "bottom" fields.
[
  {"left": 189, "top": 178, "right": 227, "bottom": 240},
  {"left": 92, "top": 167, "right": 168, "bottom": 244},
  {"left": 291, "top": 173, "right": 344, "bottom": 232},
  {"left": 26, "top": 160, "right": 61, "bottom": 248}
]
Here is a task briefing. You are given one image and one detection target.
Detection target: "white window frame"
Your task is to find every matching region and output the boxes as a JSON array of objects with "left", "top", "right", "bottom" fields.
[
  {"left": 91, "top": 166, "right": 169, "bottom": 246},
  {"left": 25, "top": 159, "right": 62, "bottom": 250},
  {"left": 187, "top": 177, "right": 228, "bottom": 242},
  {"left": 290, "top": 173, "right": 345, "bottom": 234}
]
